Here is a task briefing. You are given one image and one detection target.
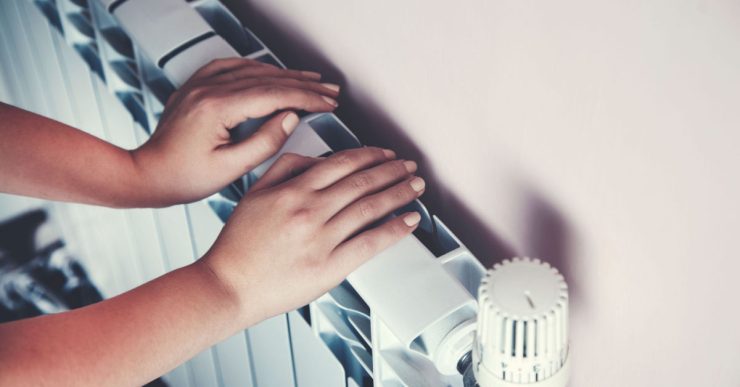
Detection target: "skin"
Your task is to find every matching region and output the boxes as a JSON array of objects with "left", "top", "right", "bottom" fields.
[
  {"left": 0, "top": 58, "right": 425, "bottom": 386},
  {"left": 0, "top": 57, "right": 339, "bottom": 208}
]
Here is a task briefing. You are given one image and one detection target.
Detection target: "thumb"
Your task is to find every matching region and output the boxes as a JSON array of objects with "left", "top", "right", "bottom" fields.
[{"left": 221, "top": 111, "right": 299, "bottom": 171}]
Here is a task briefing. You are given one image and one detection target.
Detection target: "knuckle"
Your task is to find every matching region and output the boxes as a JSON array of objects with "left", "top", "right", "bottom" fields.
[
  {"left": 275, "top": 185, "right": 300, "bottom": 202},
  {"left": 281, "top": 77, "right": 300, "bottom": 86},
  {"left": 205, "top": 58, "right": 223, "bottom": 69},
  {"left": 354, "top": 147, "right": 381, "bottom": 159},
  {"left": 330, "top": 152, "right": 354, "bottom": 167},
  {"left": 186, "top": 85, "right": 207, "bottom": 99},
  {"left": 255, "top": 59, "right": 278, "bottom": 68},
  {"left": 390, "top": 219, "right": 408, "bottom": 236},
  {"left": 391, "top": 160, "right": 408, "bottom": 175},
  {"left": 195, "top": 97, "right": 220, "bottom": 113},
  {"left": 278, "top": 152, "right": 301, "bottom": 164},
  {"left": 262, "top": 85, "right": 283, "bottom": 97},
  {"left": 304, "top": 255, "right": 325, "bottom": 272},
  {"left": 242, "top": 58, "right": 259, "bottom": 66},
  {"left": 290, "top": 207, "right": 316, "bottom": 227},
  {"left": 187, "top": 86, "right": 213, "bottom": 106},
  {"left": 366, "top": 147, "right": 386, "bottom": 159},
  {"left": 251, "top": 85, "right": 276, "bottom": 100},
  {"left": 350, "top": 173, "right": 373, "bottom": 191},
  {"left": 358, "top": 201, "right": 377, "bottom": 218},
  {"left": 275, "top": 154, "right": 291, "bottom": 164},
  {"left": 258, "top": 132, "right": 285, "bottom": 153},
  {"left": 395, "top": 184, "right": 415, "bottom": 201},
  {"left": 356, "top": 237, "right": 378, "bottom": 256},
  {"left": 226, "top": 71, "right": 239, "bottom": 82}
]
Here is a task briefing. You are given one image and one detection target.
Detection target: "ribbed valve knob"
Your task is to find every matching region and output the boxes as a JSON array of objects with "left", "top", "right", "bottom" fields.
[{"left": 473, "top": 258, "right": 570, "bottom": 387}]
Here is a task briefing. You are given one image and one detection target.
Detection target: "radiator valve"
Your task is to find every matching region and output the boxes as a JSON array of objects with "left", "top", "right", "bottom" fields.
[{"left": 466, "top": 257, "right": 570, "bottom": 387}]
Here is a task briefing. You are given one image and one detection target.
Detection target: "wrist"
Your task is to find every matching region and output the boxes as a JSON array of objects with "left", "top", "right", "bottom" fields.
[
  {"left": 84, "top": 147, "right": 153, "bottom": 209},
  {"left": 192, "top": 256, "right": 262, "bottom": 328},
  {"left": 128, "top": 147, "right": 178, "bottom": 208}
]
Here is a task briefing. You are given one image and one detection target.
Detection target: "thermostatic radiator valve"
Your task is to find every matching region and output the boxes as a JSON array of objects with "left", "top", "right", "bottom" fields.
[{"left": 467, "top": 257, "right": 570, "bottom": 387}]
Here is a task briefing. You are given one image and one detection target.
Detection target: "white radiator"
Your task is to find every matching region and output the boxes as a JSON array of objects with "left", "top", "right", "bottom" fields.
[{"left": 0, "top": 1, "right": 489, "bottom": 386}]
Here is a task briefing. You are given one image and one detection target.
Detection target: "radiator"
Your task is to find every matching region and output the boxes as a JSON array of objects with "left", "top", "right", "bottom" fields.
[{"left": 0, "top": 1, "right": 489, "bottom": 386}]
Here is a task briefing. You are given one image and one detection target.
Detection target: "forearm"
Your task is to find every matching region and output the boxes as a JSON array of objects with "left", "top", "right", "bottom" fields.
[
  {"left": 0, "top": 103, "right": 153, "bottom": 207},
  {"left": 0, "top": 261, "right": 246, "bottom": 387},
  {"left": 0, "top": 59, "right": 341, "bottom": 208}
]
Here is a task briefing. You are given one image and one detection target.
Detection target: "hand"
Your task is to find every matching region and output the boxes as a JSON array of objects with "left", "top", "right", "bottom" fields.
[
  {"left": 131, "top": 57, "right": 340, "bottom": 207},
  {"left": 199, "top": 147, "right": 426, "bottom": 326}
]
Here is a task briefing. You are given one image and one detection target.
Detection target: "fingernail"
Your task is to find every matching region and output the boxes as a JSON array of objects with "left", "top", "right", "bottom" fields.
[
  {"left": 383, "top": 149, "right": 396, "bottom": 159},
  {"left": 403, "top": 160, "right": 417, "bottom": 173},
  {"left": 301, "top": 71, "right": 322, "bottom": 79},
  {"left": 321, "top": 95, "right": 338, "bottom": 107},
  {"left": 321, "top": 83, "right": 340, "bottom": 92},
  {"left": 410, "top": 177, "right": 425, "bottom": 192},
  {"left": 282, "top": 112, "right": 299, "bottom": 135},
  {"left": 403, "top": 212, "right": 421, "bottom": 226}
]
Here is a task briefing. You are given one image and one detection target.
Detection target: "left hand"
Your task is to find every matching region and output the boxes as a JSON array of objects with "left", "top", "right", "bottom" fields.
[{"left": 131, "top": 57, "right": 340, "bottom": 207}]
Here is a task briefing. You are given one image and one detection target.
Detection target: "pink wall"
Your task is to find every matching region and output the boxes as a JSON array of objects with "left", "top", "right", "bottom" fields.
[{"left": 224, "top": 1, "right": 740, "bottom": 385}]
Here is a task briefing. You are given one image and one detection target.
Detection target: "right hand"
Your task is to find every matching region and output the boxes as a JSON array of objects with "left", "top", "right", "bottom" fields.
[{"left": 199, "top": 147, "right": 426, "bottom": 326}]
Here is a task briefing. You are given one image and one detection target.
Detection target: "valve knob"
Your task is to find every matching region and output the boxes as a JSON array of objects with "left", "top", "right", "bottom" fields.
[{"left": 473, "top": 257, "right": 570, "bottom": 387}]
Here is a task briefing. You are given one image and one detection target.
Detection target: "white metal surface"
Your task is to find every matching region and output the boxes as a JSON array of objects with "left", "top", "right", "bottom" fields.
[
  {"left": 348, "top": 235, "right": 477, "bottom": 369},
  {"left": 162, "top": 34, "right": 239, "bottom": 87},
  {"left": 112, "top": 0, "right": 213, "bottom": 66}
]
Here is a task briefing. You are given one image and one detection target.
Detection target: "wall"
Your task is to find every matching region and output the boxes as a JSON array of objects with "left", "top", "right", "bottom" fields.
[{"left": 223, "top": 1, "right": 740, "bottom": 386}]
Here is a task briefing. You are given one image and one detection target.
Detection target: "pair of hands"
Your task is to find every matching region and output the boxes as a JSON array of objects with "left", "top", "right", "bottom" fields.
[
  {"left": 133, "top": 58, "right": 424, "bottom": 325},
  {"left": 0, "top": 56, "right": 425, "bottom": 387}
]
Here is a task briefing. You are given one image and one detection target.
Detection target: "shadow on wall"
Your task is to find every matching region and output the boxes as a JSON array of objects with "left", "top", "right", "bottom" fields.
[
  {"left": 519, "top": 188, "right": 582, "bottom": 306},
  {"left": 223, "top": 1, "right": 581, "bottom": 303}
]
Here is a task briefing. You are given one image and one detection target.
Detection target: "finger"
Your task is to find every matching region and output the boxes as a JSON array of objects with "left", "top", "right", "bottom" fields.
[
  {"left": 219, "top": 111, "right": 299, "bottom": 173},
  {"left": 224, "top": 77, "right": 340, "bottom": 99},
  {"left": 213, "top": 65, "right": 322, "bottom": 83},
  {"left": 189, "top": 57, "right": 255, "bottom": 81},
  {"left": 319, "top": 159, "right": 417, "bottom": 215},
  {"left": 326, "top": 176, "right": 425, "bottom": 242},
  {"left": 328, "top": 212, "right": 421, "bottom": 279},
  {"left": 295, "top": 147, "right": 396, "bottom": 190},
  {"left": 249, "top": 153, "right": 321, "bottom": 192},
  {"left": 220, "top": 85, "right": 339, "bottom": 123}
]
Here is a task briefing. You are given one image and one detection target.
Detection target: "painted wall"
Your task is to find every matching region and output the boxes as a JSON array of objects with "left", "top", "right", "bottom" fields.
[{"left": 224, "top": 1, "right": 740, "bottom": 386}]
